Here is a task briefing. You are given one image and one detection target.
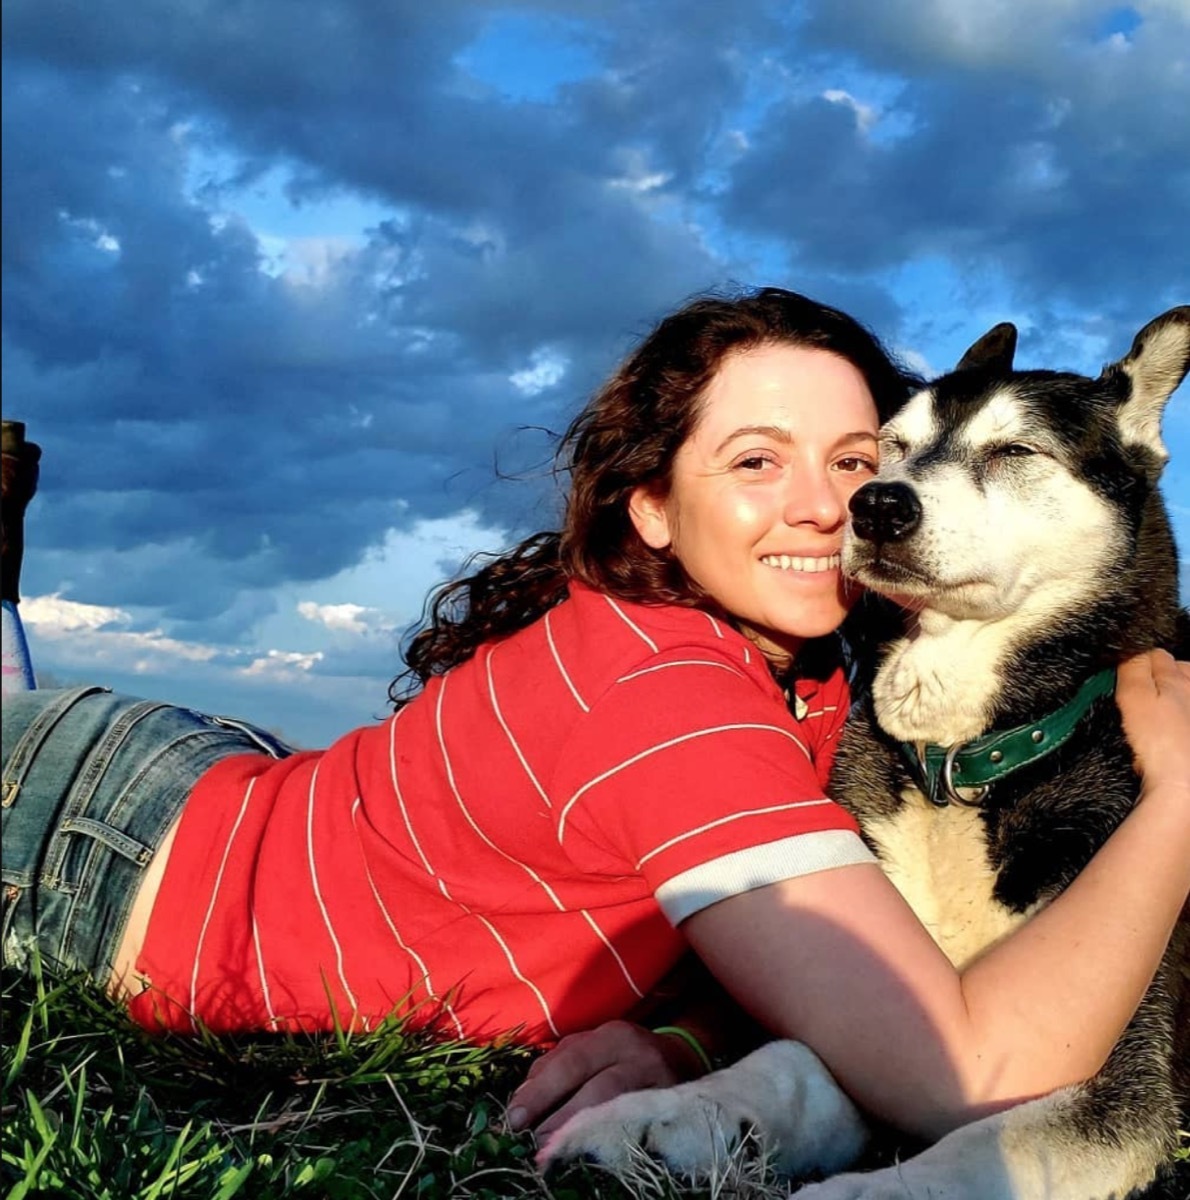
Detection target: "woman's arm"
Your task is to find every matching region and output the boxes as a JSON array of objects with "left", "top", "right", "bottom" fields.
[{"left": 683, "top": 649, "right": 1190, "bottom": 1141}]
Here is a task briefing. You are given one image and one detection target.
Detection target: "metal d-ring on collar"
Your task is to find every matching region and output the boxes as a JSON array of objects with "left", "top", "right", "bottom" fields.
[
  {"left": 940, "top": 743, "right": 988, "bottom": 807},
  {"left": 901, "top": 668, "right": 1117, "bottom": 808}
]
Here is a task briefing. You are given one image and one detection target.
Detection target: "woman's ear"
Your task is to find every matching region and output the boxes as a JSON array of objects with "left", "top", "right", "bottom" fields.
[{"left": 628, "top": 484, "right": 672, "bottom": 550}]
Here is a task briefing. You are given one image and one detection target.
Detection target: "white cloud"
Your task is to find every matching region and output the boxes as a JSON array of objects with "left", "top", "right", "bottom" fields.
[
  {"left": 22, "top": 594, "right": 220, "bottom": 671},
  {"left": 56, "top": 211, "right": 121, "bottom": 254},
  {"left": 279, "top": 235, "right": 360, "bottom": 287},
  {"left": 896, "top": 346, "right": 935, "bottom": 379},
  {"left": 510, "top": 347, "right": 568, "bottom": 395},
  {"left": 240, "top": 648, "right": 325, "bottom": 678},
  {"left": 823, "top": 88, "right": 879, "bottom": 133},
  {"left": 297, "top": 600, "right": 394, "bottom": 635},
  {"left": 22, "top": 593, "right": 130, "bottom": 632}
]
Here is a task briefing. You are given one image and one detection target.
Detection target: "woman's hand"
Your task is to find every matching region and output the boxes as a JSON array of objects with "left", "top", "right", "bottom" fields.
[
  {"left": 1116, "top": 649, "right": 1190, "bottom": 795},
  {"left": 505, "top": 1020, "right": 704, "bottom": 1140}
]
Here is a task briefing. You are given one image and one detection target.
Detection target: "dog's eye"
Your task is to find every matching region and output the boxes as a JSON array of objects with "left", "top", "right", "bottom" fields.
[
  {"left": 991, "top": 443, "right": 1036, "bottom": 459},
  {"left": 880, "top": 437, "right": 908, "bottom": 463}
]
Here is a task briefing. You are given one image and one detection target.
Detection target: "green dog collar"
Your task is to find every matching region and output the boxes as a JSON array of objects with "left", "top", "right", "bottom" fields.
[{"left": 900, "top": 667, "right": 1116, "bottom": 807}]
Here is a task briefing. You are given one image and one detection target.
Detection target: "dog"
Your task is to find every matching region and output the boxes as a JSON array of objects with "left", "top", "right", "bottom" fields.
[{"left": 540, "top": 306, "right": 1190, "bottom": 1199}]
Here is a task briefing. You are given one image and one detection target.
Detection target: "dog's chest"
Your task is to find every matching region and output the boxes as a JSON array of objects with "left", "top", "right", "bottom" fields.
[{"left": 863, "top": 791, "right": 1038, "bottom": 970}]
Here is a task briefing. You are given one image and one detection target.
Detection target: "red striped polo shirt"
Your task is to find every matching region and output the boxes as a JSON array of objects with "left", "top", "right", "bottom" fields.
[{"left": 130, "top": 582, "right": 872, "bottom": 1042}]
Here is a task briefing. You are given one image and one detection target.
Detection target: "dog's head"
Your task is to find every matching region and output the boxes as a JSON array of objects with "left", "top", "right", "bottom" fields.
[{"left": 843, "top": 307, "right": 1189, "bottom": 635}]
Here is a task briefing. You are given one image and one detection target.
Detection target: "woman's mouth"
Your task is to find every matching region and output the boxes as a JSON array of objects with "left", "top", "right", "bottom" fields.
[{"left": 759, "top": 553, "right": 841, "bottom": 573}]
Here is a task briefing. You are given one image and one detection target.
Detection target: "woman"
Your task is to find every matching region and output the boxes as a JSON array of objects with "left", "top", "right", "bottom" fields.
[{"left": 3, "top": 288, "right": 1189, "bottom": 1147}]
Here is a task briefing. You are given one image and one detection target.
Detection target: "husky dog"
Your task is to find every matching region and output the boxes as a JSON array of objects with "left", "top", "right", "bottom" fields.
[{"left": 542, "top": 307, "right": 1190, "bottom": 1199}]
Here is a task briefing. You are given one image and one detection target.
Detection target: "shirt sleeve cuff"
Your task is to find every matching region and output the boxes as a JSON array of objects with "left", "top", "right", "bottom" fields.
[{"left": 654, "top": 829, "right": 877, "bottom": 926}]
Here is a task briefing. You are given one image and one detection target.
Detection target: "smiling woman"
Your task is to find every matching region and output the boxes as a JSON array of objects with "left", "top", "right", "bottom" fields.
[
  {"left": 627, "top": 344, "right": 880, "bottom": 658},
  {"left": 3, "top": 289, "right": 1190, "bottom": 1185}
]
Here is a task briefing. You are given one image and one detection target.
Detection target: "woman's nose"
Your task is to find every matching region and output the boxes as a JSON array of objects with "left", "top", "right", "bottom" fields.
[{"left": 783, "top": 469, "right": 845, "bottom": 528}]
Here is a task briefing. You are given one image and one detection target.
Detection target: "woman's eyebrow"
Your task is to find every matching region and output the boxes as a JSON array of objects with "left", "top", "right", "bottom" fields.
[
  {"left": 833, "top": 431, "right": 880, "bottom": 449},
  {"left": 712, "top": 426, "right": 878, "bottom": 455},
  {"left": 713, "top": 424, "right": 792, "bottom": 454}
]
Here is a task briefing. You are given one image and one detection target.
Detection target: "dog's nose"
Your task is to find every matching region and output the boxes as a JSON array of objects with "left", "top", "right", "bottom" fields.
[{"left": 849, "top": 482, "right": 922, "bottom": 542}]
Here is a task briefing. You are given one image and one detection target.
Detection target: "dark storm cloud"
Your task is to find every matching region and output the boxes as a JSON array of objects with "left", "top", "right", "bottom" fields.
[
  {"left": 4, "top": 0, "right": 1184, "bottom": 657},
  {"left": 722, "top": 0, "right": 1190, "bottom": 319},
  {"left": 3, "top": 0, "right": 770, "bottom": 634}
]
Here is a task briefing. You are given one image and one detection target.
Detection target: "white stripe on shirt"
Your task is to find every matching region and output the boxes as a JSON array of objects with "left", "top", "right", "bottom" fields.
[
  {"left": 579, "top": 910, "right": 645, "bottom": 998},
  {"left": 483, "top": 649, "right": 645, "bottom": 997},
  {"left": 473, "top": 912, "right": 561, "bottom": 1039},
  {"left": 190, "top": 775, "right": 257, "bottom": 1032},
  {"left": 250, "top": 910, "right": 278, "bottom": 1029},
  {"left": 604, "top": 595, "right": 658, "bottom": 652},
  {"left": 305, "top": 761, "right": 359, "bottom": 1016},
  {"left": 388, "top": 706, "right": 456, "bottom": 903},
  {"left": 557, "top": 722, "right": 811, "bottom": 842},
  {"left": 545, "top": 608, "right": 589, "bottom": 712},
  {"left": 615, "top": 659, "right": 746, "bottom": 686},
  {"left": 437, "top": 675, "right": 568, "bottom": 911},
  {"left": 350, "top": 797, "right": 467, "bottom": 1038},
  {"left": 486, "top": 646, "right": 551, "bottom": 806},
  {"left": 637, "top": 798, "right": 835, "bottom": 867}
]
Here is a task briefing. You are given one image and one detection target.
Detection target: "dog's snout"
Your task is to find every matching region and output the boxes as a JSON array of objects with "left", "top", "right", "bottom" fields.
[{"left": 849, "top": 482, "right": 922, "bottom": 543}]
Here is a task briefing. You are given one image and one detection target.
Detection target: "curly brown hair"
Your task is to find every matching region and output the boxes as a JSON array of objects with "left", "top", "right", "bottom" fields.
[{"left": 390, "top": 287, "right": 919, "bottom": 704}]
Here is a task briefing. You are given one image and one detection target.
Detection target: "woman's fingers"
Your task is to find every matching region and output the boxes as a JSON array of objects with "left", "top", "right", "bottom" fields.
[
  {"left": 505, "top": 1020, "right": 685, "bottom": 1134},
  {"left": 531, "top": 1063, "right": 657, "bottom": 1141},
  {"left": 506, "top": 1034, "right": 599, "bottom": 1132},
  {"left": 1115, "top": 649, "right": 1190, "bottom": 793}
]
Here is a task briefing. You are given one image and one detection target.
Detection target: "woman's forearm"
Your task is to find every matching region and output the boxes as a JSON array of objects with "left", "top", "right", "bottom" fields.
[
  {"left": 955, "top": 774, "right": 1190, "bottom": 1111},
  {"left": 684, "top": 776, "right": 1190, "bottom": 1141}
]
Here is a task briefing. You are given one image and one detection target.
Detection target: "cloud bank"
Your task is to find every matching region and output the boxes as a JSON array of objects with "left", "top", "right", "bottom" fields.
[{"left": 4, "top": 0, "right": 1186, "bottom": 741}]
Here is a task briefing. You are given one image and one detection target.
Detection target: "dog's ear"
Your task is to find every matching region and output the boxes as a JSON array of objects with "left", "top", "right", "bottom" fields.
[
  {"left": 1104, "top": 306, "right": 1190, "bottom": 468},
  {"left": 955, "top": 323, "right": 1017, "bottom": 373}
]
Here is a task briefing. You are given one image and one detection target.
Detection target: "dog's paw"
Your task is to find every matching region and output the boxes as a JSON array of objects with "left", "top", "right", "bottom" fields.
[
  {"left": 537, "top": 1082, "right": 760, "bottom": 1180},
  {"left": 537, "top": 1040, "right": 868, "bottom": 1185}
]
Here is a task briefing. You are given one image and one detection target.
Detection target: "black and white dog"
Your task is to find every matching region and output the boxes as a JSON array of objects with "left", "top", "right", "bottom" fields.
[{"left": 543, "top": 307, "right": 1190, "bottom": 1199}]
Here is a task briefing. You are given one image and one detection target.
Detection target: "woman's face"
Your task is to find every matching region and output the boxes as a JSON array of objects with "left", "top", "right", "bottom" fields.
[{"left": 630, "top": 342, "right": 880, "bottom": 666}]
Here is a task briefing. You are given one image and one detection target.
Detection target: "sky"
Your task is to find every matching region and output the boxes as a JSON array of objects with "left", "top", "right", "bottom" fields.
[{"left": 3, "top": 0, "right": 1187, "bottom": 747}]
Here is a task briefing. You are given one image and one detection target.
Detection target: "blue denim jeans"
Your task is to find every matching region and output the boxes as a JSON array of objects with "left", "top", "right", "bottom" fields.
[{"left": 1, "top": 687, "right": 292, "bottom": 979}]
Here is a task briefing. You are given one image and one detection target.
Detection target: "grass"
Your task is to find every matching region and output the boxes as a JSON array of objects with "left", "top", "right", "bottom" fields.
[
  {"left": 6, "top": 961, "right": 1185, "bottom": 1199},
  {"left": 0, "top": 961, "right": 783, "bottom": 1200}
]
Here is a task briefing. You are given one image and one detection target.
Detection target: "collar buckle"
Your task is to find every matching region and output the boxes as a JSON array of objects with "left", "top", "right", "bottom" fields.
[{"left": 938, "top": 743, "right": 989, "bottom": 807}]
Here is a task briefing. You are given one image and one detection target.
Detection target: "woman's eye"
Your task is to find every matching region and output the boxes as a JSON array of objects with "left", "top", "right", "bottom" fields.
[
  {"left": 734, "top": 455, "right": 773, "bottom": 472},
  {"left": 835, "top": 456, "right": 877, "bottom": 474}
]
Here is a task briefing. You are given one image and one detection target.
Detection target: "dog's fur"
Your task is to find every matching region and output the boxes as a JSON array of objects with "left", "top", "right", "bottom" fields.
[{"left": 543, "top": 307, "right": 1190, "bottom": 1198}]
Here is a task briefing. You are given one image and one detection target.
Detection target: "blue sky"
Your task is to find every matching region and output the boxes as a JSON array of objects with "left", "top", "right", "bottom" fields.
[{"left": 3, "top": 0, "right": 1187, "bottom": 746}]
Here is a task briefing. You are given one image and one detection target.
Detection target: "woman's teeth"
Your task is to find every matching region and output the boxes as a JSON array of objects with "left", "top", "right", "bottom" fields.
[{"left": 760, "top": 554, "right": 841, "bottom": 573}]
